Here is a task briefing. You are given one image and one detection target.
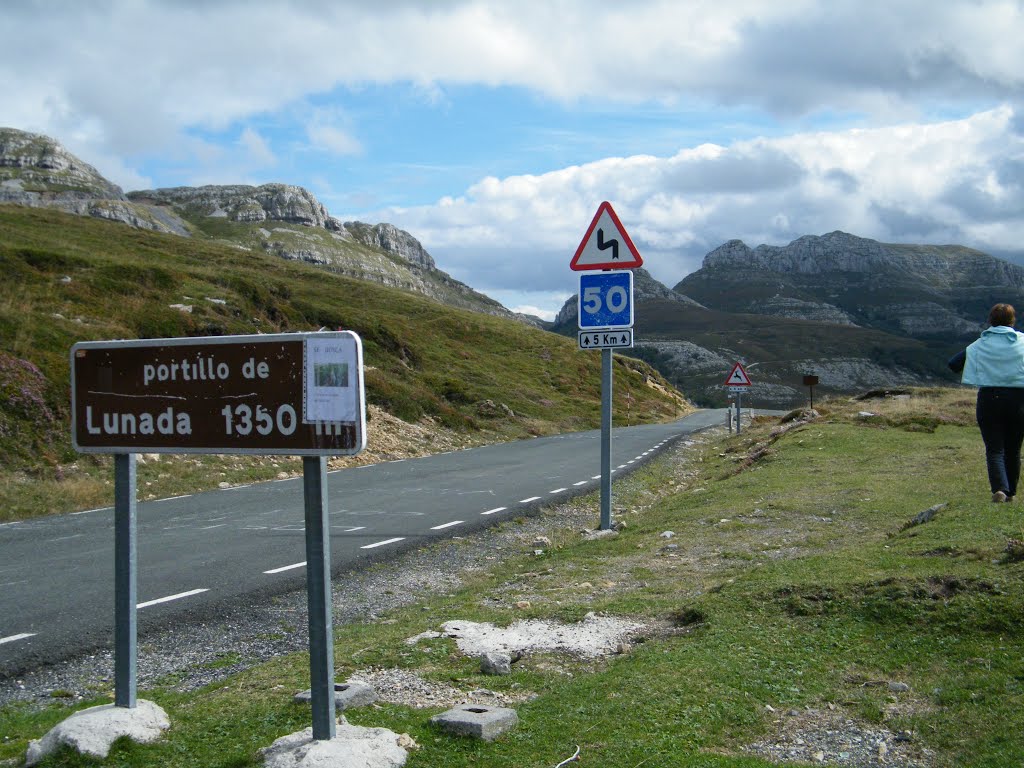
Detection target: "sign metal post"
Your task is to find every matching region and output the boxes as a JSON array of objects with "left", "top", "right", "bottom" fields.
[
  {"left": 113, "top": 453, "right": 137, "bottom": 709},
  {"left": 303, "top": 456, "right": 336, "bottom": 740},
  {"left": 600, "top": 349, "right": 613, "bottom": 530},
  {"left": 571, "top": 202, "right": 642, "bottom": 532},
  {"left": 803, "top": 374, "right": 819, "bottom": 410}
]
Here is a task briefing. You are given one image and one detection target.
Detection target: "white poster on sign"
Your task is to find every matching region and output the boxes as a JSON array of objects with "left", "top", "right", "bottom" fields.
[{"left": 304, "top": 336, "right": 358, "bottom": 423}]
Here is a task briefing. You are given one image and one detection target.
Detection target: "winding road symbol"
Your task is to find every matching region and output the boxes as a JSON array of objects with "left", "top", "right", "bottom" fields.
[
  {"left": 569, "top": 201, "right": 643, "bottom": 271},
  {"left": 597, "top": 228, "right": 619, "bottom": 261}
]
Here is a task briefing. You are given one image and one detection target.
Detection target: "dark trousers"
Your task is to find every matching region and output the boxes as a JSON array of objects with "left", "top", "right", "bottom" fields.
[{"left": 976, "top": 387, "right": 1024, "bottom": 496}]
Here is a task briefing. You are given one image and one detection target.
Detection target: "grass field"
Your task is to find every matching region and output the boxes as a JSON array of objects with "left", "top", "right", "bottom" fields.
[{"left": 3, "top": 388, "right": 1023, "bottom": 767}]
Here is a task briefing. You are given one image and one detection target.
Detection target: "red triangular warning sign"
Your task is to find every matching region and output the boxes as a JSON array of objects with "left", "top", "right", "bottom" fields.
[
  {"left": 569, "top": 201, "right": 643, "bottom": 271},
  {"left": 724, "top": 362, "right": 752, "bottom": 386}
]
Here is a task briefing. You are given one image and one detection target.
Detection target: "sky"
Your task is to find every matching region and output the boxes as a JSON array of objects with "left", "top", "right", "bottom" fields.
[{"left": 3, "top": 1, "right": 1024, "bottom": 321}]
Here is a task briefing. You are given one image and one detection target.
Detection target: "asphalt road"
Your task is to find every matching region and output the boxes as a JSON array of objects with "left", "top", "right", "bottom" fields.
[{"left": 0, "top": 409, "right": 729, "bottom": 676}]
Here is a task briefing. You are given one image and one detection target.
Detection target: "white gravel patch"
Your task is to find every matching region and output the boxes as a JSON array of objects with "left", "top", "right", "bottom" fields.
[{"left": 437, "top": 613, "right": 644, "bottom": 658}]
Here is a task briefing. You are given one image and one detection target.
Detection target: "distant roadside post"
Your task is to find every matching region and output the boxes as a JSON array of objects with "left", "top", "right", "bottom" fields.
[
  {"left": 724, "top": 362, "right": 752, "bottom": 434},
  {"left": 72, "top": 331, "right": 366, "bottom": 742},
  {"left": 571, "top": 201, "right": 643, "bottom": 530},
  {"left": 803, "top": 374, "right": 819, "bottom": 410}
]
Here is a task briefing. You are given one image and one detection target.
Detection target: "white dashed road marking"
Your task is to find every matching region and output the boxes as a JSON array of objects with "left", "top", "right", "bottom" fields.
[
  {"left": 0, "top": 632, "right": 35, "bottom": 646},
  {"left": 550, "top": 488, "right": 567, "bottom": 494},
  {"left": 430, "top": 521, "right": 463, "bottom": 530},
  {"left": 360, "top": 537, "right": 405, "bottom": 550},
  {"left": 137, "top": 588, "right": 209, "bottom": 609},
  {"left": 519, "top": 496, "right": 541, "bottom": 504},
  {"left": 481, "top": 507, "right": 507, "bottom": 516},
  {"left": 264, "top": 561, "right": 306, "bottom": 574}
]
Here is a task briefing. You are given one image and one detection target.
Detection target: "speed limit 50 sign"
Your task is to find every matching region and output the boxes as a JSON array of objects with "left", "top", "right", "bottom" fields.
[{"left": 577, "top": 271, "right": 634, "bottom": 330}]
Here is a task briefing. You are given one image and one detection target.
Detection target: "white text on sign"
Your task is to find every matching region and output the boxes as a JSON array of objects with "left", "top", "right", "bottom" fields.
[
  {"left": 578, "top": 330, "right": 634, "bottom": 350},
  {"left": 578, "top": 271, "right": 634, "bottom": 330}
]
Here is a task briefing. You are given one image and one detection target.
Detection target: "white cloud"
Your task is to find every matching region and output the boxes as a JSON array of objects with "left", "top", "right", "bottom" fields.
[
  {"left": 4, "top": 1, "right": 1023, "bottom": 162},
  {"left": 380, "top": 107, "right": 1024, "bottom": 308},
  {"left": 509, "top": 304, "right": 559, "bottom": 322},
  {"left": 305, "top": 107, "right": 363, "bottom": 157},
  {"left": 238, "top": 128, "right": 276, "bottom": 167}
]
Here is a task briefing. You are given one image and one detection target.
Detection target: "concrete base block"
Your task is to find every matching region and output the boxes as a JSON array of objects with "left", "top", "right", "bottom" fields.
[
  {"left": 25, "top": 700, "right": 170, "bottom": 766},
  {"left": 430, "top": 703, "right": 519, "bottom": 741},
  {"left": 294, "top": 681, "right": 378, "bottom": 711},
  {"left": 262, "top": 719, "right": 409, "bottom": 768}
]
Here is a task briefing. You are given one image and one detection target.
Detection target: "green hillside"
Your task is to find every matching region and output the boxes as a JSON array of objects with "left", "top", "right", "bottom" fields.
[{"left": 0, "top": 205, "right": 687, "bottom": 519}]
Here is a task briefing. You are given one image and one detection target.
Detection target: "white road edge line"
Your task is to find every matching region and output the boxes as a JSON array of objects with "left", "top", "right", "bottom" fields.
[
  {"left": 264, "top": 561, "right": 306, "bottom": 574},
  {"left": 71, "top": 507, "right": 110, "bottom": 516},
  {"left": 573, "top": 481, "right": 588, "bottom": 486},
  {"left": 519, "top": 496, "right": 542, "bottom": 503},
  {"left": 361, "top": 537, "right": 405, "bottom": 550},
  {"left": 430, "top": 521, "right": 464, "bottom": 530},
  {"left": 137, "top": 588, "right": 209, "bottom": 609},
  {"left": 155, "top": 494, "right": 193, "bottom": 503},
  {"left": 0, "top": 632, "right": 36, "bottom": 646},
  {"left": 549, "top": 488, "right": 568, "bottom": 494},
  {"left": 481, "top": 507, "right": 507, "bottom": 516}
]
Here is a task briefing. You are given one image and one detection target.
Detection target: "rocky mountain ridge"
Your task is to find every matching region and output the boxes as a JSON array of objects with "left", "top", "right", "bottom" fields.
[
  {"left": 698, "top": 231, "right": 1024, "bottom": 289},
  {"left": 0, "top": 127, "right": 533, "bottom": 324},
  {"left": 553, "top": 230, "right": 1024, "bottom": 405},
  {"left": 675, "top": 230, "right": 1023, "bottom": 340}
]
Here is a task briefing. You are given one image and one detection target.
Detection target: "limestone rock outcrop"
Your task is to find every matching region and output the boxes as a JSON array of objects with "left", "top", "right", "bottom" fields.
[{"left": 0, "top": 128, "right": 190, "bottom": 235}]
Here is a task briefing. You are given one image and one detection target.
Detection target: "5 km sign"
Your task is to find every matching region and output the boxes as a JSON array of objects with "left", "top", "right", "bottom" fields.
[
  {"left": 578, "top": 270, "right": 634, "bottom": 330},
  {"left": 71, "top": 331, "right": 366, "bottom": 455}
]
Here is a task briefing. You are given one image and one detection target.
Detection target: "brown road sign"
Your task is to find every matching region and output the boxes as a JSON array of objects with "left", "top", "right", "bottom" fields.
[{"left": 71, "top": 332, "right": 365, "bottom": 455}]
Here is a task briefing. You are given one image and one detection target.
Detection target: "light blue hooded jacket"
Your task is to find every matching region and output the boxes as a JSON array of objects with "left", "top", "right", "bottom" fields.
[{"left": 962, "top": 326, "right": 1024, "bottom": 387}]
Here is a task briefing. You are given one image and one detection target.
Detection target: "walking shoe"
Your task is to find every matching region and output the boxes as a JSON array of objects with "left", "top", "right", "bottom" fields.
[{"left": 993, "top": 491, "right": 1009, "bottom": 503}]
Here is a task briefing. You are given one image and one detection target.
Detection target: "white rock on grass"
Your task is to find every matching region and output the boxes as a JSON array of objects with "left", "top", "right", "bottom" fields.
[
  {"left": 261, "top": 718, "right": 409, "bottom": 768},
  {"left": 25, "top": 700, "right": 170, "bottom": 765}
]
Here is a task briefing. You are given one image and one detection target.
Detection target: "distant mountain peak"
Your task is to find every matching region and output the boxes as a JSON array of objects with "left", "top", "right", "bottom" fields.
[
  {"left": 703, "top": 231, "right": 892, "bottom": 274},
  {"left": 128, "top": 183, "right": 343, "bottom": 231},
  {"left": 0, "top": 127, "right": 124, "bottom": 201}
]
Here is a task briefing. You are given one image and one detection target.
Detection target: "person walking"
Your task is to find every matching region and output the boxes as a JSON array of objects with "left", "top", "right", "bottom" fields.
[{"left": 951, "top": 303, "right": 1024, "bottom": 502}]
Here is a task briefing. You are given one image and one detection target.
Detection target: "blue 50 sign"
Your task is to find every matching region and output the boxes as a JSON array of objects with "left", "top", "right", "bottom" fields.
[{"left": 578, "top": 271, "right": 634, "bottom": 330}]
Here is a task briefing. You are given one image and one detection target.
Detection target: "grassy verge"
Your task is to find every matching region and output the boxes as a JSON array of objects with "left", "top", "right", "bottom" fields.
[{"left": 3, "top": 388, "right": 1023, "bottom": 767}]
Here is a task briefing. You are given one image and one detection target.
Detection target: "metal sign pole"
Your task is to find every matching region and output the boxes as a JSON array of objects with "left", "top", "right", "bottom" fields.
[
  {"left": 113, "top": 453, "right": 137, "bottom": 709},
  {"left": 735, "top": 391, "right": 742, "bottom": 435},
  {"left": 303, "top": 456, "right": 336, "bottom": 741},
  {"left": 600, "top": 348, "right": 613, "bottom": 530}
]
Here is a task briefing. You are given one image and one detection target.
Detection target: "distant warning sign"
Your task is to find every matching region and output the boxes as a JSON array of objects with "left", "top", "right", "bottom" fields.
[
  {"left": 724, "top": 362, "right": 752, "bottom": 387},
  {"left": 569, "top": 201, "right": 643, "bottom": 271}
]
